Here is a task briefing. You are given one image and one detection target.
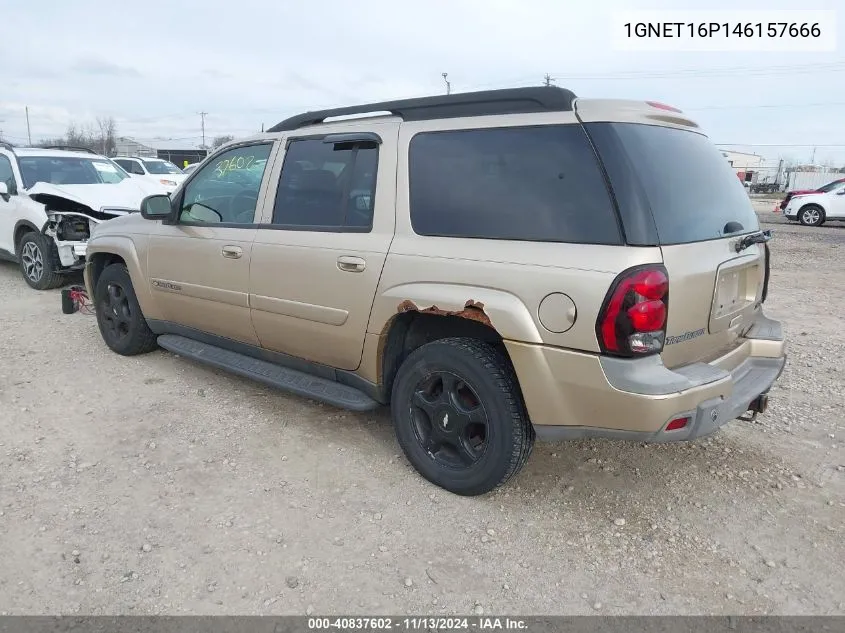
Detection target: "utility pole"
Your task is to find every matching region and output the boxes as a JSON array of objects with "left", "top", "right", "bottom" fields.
[
  {"left": 810, "top": 146, "right": 817, "bottom": 164},
  {"left": 198, "top": 111, "right": 208, "bottom": 148},
  {"left": 25, "top": 107, "right": 32, "bottom": 145},
  {"left": 441, "top": 73, "right": 451, "bottom": 95},
  {"left": 543, "top": 73, "right": 555, "bottom": 86}
]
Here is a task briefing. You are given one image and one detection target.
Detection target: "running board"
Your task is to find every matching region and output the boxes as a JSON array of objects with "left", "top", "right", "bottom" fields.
[{"left": 157, "top": 334, "right": 380, "bottom": 412}]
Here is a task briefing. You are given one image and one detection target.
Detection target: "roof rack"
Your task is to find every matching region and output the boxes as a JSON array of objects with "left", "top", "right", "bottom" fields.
[
  {"left": 267, "top": 86, "right": 578, "bottom": 133},
  {"left": 41, "top": 145, "right": 98, "bottom": 154},
  {"left": 0, "top": 141, "right": 16, "bottom": 153}
]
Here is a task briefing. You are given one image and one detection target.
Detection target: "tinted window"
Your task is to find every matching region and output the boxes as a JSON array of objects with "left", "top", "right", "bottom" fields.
[
  {"left": 179, "top": 143, "right": 272, "bottom": 225},
  {"left": 408, "top": 126, "right": 621, "bottom": 244},
  {"left": 0, "top": 156, "right": 17, "bottom": 194},
  {"left": 114, "top": 159, "right": 133, "bottom": 171},
  {"left": 818, "top": 179, "right": 845, "bottom": 193},
  {"left": 586, "top": 123, "right": 760, "bottom": 245},
  {"left": 272, "top": 139, "right": 379, "bottom": 230}
]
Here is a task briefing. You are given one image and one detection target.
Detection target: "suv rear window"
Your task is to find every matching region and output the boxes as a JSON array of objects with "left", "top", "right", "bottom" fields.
[
  {"left": 408, "top": 125, "right": 622, "bottom": 245},
  {"left": 586, "top": 123, "right": 760, "bottom": 245}
]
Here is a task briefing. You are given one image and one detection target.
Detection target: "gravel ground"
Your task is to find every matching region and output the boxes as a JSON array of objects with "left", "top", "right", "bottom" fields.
[{"left": 0, "top": 207, "right": 843, "bottom": 616}]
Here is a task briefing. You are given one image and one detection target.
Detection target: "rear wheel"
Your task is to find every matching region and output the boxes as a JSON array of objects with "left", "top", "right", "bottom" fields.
[
  {"left": 390, "top": 337, "right": 534, "bottom": 496},
  {"left": 94, "top": 264, "right": 158, "bottom": 356},
  {"left": 798, "top": 204, "right": 825, "bottom": 227},
  {"left": 18, "top": 231, "right": 64, "bottom": 290}
]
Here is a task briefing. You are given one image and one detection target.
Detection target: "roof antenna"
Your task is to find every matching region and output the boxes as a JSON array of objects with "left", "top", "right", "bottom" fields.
[{"left": 441, "top": 73, "right": 451, "bottom": 95}]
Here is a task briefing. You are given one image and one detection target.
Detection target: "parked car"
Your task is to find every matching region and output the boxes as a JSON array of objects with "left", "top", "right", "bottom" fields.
[
  {"left": 112, "top": 156, "right": 187, "bottom": 193},
  {"left": 782, "top": 182, "right": 845, "bottom": 226},
  {"left": 0, "top": 144, "right": 163, "bottom": 289},
  {"left": 777, "top": 177, "right": 845, "bottom": 211},
  {"left": 83, "top": 88, "right": 785, "bottom": 496}
]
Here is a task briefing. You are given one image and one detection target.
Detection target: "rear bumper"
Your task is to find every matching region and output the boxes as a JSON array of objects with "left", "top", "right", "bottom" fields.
[{"left": 506, "top": 313, "right": 786, "bottom": 443}]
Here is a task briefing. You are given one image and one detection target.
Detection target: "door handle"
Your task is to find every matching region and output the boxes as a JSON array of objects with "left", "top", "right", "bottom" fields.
[
  {"left": 337, "top": 256, "right": 366, "bottom": 273},
  {"left": 221, "top": 245, "right": 243, "bottom": 259}
]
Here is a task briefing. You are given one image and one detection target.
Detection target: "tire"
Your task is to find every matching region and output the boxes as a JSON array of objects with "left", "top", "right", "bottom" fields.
[
  {"left": 390, "top": 337, "right": 534, "bottom": 496},
  {"left": 17, "top": 231, "right": 64, "bottom": 290},
  {"left": 94, "top": 264, "right": 158, "bottom": 356},
  {"left": 798, "top": 204, "right": 825, "bottom": 227}
]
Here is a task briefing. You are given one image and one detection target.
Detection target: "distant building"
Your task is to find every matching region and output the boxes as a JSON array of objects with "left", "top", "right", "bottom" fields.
[
  {"left": 113, "top": 137, "right": 208, "bottom": 168},
  {"left": 721, "top": 150, "right": 765, "bottom": 185}
]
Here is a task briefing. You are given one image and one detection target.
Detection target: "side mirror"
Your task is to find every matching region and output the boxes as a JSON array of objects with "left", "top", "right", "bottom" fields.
[
  {"left": 140, "top": 194, "right": 173, "bottom": 220},
  {"left": 0, "top": 182, "right": 8, "bottom": 198},
  {"left": 836, "top": 189, "right": 845, "bottom": 195}
]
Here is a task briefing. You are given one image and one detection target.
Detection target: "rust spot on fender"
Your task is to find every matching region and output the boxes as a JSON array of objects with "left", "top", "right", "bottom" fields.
[{"left": 396, "top": 299, "right": 493, "bottom": 328}]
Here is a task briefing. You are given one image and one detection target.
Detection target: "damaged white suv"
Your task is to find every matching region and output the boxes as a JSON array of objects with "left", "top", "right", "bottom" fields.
[{"left": 0, "top": 144, "right": 163, "bottom": 290}]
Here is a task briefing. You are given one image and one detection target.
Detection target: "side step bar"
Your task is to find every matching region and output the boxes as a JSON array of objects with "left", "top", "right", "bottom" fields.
[{"left": 157, "top": 334, "right": 380, "bottom": 412}]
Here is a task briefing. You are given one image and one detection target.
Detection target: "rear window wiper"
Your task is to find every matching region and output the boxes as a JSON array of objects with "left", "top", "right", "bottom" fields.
[{"left": 735, "top": 229, "right": 772, "bottom": 252}]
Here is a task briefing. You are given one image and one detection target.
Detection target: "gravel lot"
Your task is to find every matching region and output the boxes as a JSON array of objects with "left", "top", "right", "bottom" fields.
[{"left": 1, "top": 205, "right": 843, "bottom": 616}]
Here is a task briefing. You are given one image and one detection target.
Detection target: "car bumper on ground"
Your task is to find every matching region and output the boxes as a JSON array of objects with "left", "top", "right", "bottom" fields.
[{"left": 505, "top": 313, "right": 786, "bottom": 442}]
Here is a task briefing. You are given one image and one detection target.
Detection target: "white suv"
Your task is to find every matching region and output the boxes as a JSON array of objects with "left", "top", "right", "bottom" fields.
[
  {"left": 112, "top": 156, "right": 187, "bottom": 193},
  {"left": 0, "top": 144, "right": 162, "bottom": 289}
]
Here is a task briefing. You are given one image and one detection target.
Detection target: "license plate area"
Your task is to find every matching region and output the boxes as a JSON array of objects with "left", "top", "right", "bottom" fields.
[{"left": 709, "top": 258, "right": 762, "bottom": 332}]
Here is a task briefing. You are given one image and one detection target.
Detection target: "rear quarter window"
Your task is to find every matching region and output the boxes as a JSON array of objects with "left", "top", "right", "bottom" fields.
[
  {"left": 408, "top": 125, "right": 622, "bottom": 245},
  {"left": 585, "top": 122, "right": 760, "bottom": 245}
]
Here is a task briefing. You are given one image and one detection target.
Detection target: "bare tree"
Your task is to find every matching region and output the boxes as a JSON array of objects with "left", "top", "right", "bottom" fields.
[
  {"left": 38, "top": 117, "right": 119, "bottom": 155},
  {"left": 96, "top": 116, "right": 118, "bottom": 155},
  {"left": 212, "top": 135, "right": 235, "bottom": 149}
]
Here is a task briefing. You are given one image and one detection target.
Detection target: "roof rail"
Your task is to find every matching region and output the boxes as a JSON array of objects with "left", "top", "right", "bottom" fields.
[
  {"left": 41, "top": 145, "right": 98, "bottom": 154},
  {"left": 0, "top": 141, "right": 16, "bottom": 153},
  {"left": 267, "top": 86, "right": 578, "bottom": 133}
]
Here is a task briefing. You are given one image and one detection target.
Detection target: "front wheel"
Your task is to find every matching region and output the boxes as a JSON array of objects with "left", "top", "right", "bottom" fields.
[
  {"left": 390, "top": 337, "right": 534, "bottom": 496},
  {"left": 94, "top": 264, "right": 158, "bottom": 356},
  {"left": 798, "top": 204, "right": 825, "bottom": 227},
  {"left": 18, "top": 232, "right": 64, "bottom": 290}
]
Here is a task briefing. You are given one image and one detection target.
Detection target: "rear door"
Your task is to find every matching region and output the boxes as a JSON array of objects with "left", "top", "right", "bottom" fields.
[
  {"left": 248, "top": 124, "right": 398, "bottom": 370},
  {"left": 582, "top": 109, "right": 766, "bottom": 368}
]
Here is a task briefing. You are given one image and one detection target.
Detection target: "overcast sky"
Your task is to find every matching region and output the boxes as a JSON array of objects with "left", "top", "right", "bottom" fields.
[{"left": 1, "top": 0, "right": 843, "bottom": 169}]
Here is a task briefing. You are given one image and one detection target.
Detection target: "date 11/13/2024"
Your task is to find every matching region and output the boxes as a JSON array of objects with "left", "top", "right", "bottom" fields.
[{"left": 307, "top": 617, "right": 528, "bottom": 630}]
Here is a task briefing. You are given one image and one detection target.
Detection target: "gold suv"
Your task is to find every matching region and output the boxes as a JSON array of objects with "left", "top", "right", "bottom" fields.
[{"left": 84, "top": 87, "right": 787, "bottom": 496}]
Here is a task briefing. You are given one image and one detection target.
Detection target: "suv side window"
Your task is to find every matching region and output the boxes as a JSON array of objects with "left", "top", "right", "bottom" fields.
[
  {"left": 0, "top": 155, "right": 17, "bottom": 194},
  {"left": 130, "top": 161, "right": 146, "bottom": 175},
  {"left": 114, "top": 159, "right": 134, "bottom": 173},
  {"left": 271, "top": 138, "right": 379, "bottom": 230},
  {"left": 408, "top": 125, "right": 622, "bottom": 245},
  {"left": 178, "top": 143, "right": 273, "bottom": 225}
]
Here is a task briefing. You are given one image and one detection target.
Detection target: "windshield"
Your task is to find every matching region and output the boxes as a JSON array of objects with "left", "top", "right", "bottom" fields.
[
  {"left": 818, "top": 179, "right": 845, "bottom": 193},
  {"left": 143, "top": 159, "right": 183, "bottom": 175},
  {"left": 18, "top": 156, "right": 129, "bottom": 188},
  {"left": 586, "top": 122, "right": 760, "bottom": 245}
]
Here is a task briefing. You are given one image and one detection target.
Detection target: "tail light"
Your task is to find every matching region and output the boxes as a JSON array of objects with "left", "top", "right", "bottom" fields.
[{"left": 596, "top": 265, "right": 669, "bottom": 357}]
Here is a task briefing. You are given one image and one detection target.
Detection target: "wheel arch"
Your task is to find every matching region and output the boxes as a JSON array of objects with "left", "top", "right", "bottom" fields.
[
  {"left": 86, "top": 237, "right": 158, "bottom": 319},
  {"left": 369, "top": 283, "right": 541, "bottom": 401},
  {"left": 13, "top": 220, "right": 45, "bottom": 255}
]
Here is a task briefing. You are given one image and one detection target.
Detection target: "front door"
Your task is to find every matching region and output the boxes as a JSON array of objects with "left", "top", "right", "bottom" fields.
[
  {"left": 827, "top": 186, "right": 845, "bottom": 219},
  {"left": 249, "top": 126, "right": 398, "bottom": 370},
  {"left": 146, "top": 141, "right": 277, "bottom": 345},
  {"left": 0, "top": 154, "right": 22, "bottom": 256}
]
